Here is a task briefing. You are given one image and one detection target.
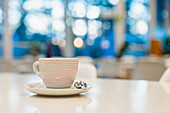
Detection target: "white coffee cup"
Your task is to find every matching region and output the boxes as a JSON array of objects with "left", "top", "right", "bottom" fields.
[{"left": 33, "top": 58, "right": 78, "bottom": 88}]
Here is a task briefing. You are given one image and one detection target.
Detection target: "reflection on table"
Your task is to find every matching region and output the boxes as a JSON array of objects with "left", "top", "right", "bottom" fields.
[{"left": 0, "top": 73, "right": 170, "bottom": 113}]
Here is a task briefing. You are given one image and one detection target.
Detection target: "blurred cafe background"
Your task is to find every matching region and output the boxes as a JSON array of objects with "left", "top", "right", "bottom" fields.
[{"left": 0, "top": 0, "right": 169, "bottom": 81}]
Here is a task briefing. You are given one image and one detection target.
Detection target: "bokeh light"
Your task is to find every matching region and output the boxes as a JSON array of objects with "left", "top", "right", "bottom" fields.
[
  {"left": 128, "top": 2, "right": 150, "bottom": 21},
  {"left": 8, "top": 9, "right": 21, "bottom": 28},
  {"left": 57, "top": 39, "right": 66, "bottom": 48},
  {"left": 23, "top": 0, "right": 43, "bottom": 11},
  {"left": 161, "top": 10, "right": 169, "bottom": 19},
  {"left": 52, "top": 38, "right": 66, "bottom": 47},
  {"left": 86, "top": 38, "right": 94, "bottom": 46},
  {"left": 88, "top": 20, "right": 102, "bottom": 39},
  {"left": 74, "top": 37, "right": 84, "bottom": 48},
  {"left": 73, "top": 19, "right": 87, "bottom": 36},
  {"left": 5, "top": 0, "right": 152, "bottom": 59},
  {"left": 87, "top": 6, "right": 100, "bottom": 19},
  {"left": 68, "top": 1, "right": 86, "bottom": 18},
  {"left": 136, "top": 20, "right": 148, "bottom": 35},
  {"left": 127, "top": 18, "right": 136, "bottom": 25},
  {"left": 52, "top": 20, "right": 65, "bottom": 32},
  {"left": 51, "top": 37, "right": 58, "bottom": 45},
  {"left": 51, "top": 4, "right": 64, "bottom": 19},
  {"left": 43, "top": 1, "right": 63, "bottom": 9},
  {"left": 101, "top": 40, "right": 110, "bottom": 49},
  {"left": 56, "top": 32, "right": 66, "bottom": 39},
  {"left": 129, "top": 20, "right": 148, "bottom": 35},
  {"left": 24, "top": 13, "right": 51, "bottom": 34},
  {"left": 137, "top": 0, "right": 150, "bottom": 4},
  {"left": 103, "top": 21, "right": 111, "bottom": 30},
  {"left": 108, "top": 0, "right": 119, "bottom": 5},
  {"left": 129, "top": 25, "right": 137, "bottom": 34},
  {"left": 9, "top": 0, "right": 21, "bottom": 9}
]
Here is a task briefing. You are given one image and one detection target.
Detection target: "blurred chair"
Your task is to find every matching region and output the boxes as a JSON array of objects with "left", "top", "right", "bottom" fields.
[
  {"left": 75, "top": 63, "right": 97, "bottom": 85},
  {"left": 0, "top": 59, "right": 17, "bottom": 72},
  {"left": 96, "top": 58, "right": 123, "bottom": 78},
  {"left": 14, "top": 55, "right": 35, "bottom": 73},
  {"left": 15, "top": 60, "right": 33, "bottom": 73},
  {"left": 131, "top": 60, "right": 166, "bottom": 81},
  {"left": 120, "top": 55, "right": 137, "bottom": 69},
  {"left": 162, "top": 54, "right": 170, "bottom": 60},
  {"left": 77, "top": 56, "right": 93, "bottom": 64},
  {"left": 120, "top": 55, "right": 137, "bottom": 78},
  {"left": 160, "top": 67, "right": 170, "bottom": 82},
  {"left": 164, "top": 58, "right": 170, "bottom": 68},
  {"left": 139, "top": 55, "right": 164, "bottom": 62}
]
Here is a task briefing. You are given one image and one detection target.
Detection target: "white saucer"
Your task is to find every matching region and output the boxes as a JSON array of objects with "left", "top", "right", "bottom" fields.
[{"left": 25, "top": 82, "right": 92, "bottom": 96}]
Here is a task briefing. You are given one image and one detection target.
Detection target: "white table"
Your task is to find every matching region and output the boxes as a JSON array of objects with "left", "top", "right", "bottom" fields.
[{"left": 1, "top": 73, "right": 170, "bottom": 113}]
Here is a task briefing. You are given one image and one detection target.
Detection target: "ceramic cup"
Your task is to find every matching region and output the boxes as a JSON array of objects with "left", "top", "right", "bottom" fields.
[{"left": 33, "top": 58, "right": 78, "bottom": 88}]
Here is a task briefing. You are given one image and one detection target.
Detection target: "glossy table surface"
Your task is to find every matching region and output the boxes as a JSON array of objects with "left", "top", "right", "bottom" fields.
[{"left": 1, "top": 73, "right": 170, "bottom": 113}]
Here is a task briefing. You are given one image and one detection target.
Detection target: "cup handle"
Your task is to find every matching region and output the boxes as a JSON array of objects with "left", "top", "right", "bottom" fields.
[{"left": 33, "top": 61, "right": 41, "bottom": 78}]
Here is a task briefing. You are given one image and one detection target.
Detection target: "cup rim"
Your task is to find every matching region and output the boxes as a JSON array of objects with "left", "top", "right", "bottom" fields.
[{"left": 39, "top": 58, "right": 78, "bottom": 60}]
